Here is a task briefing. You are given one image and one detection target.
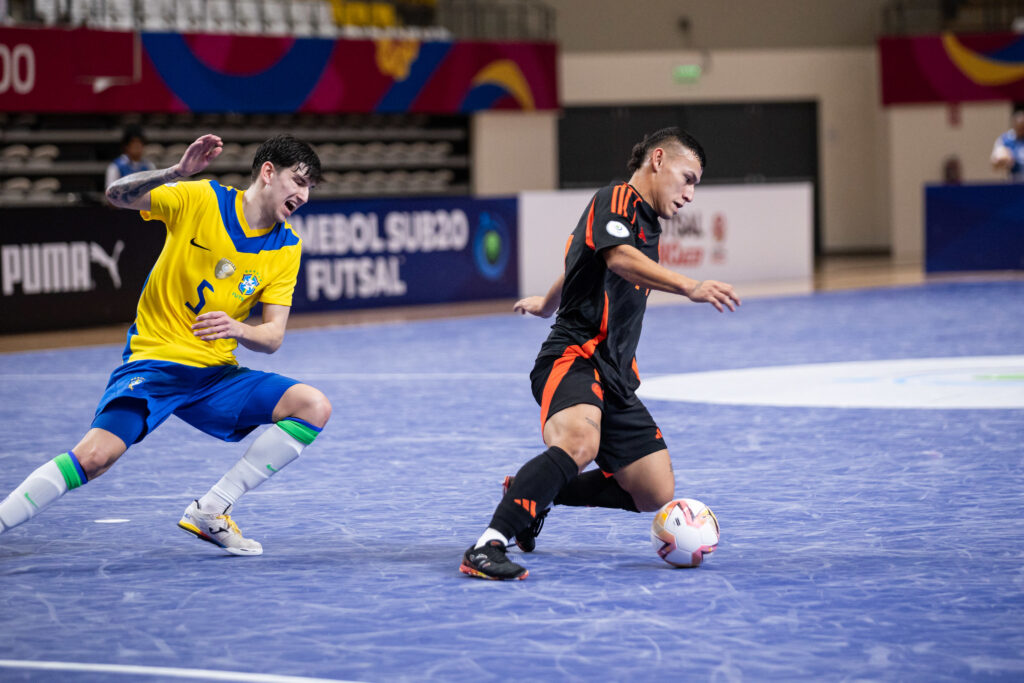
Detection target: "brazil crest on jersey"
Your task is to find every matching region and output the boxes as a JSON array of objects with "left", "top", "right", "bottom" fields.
[{"left": 126, "top": 180, "right": 302, "bottom": 367}]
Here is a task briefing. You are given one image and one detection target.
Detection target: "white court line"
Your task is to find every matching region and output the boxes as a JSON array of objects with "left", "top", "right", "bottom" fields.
[
  {"left": 0, "top": 372, "right": 521, "bottom": 381},
  {"left": 0, "top": 659, "right": 357, "bottom": 683}
]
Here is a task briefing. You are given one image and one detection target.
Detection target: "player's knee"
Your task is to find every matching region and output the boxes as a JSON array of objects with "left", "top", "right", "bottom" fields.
[
  {"left": 72, "top": 444, "right": 120, "bottom": 480},
  {"left": 71, "top": 428, "right": 129, "bottom": 479},
  {"left": 304, "top": 388, "right": 332, "bottom": 427},
  {"left": 279, "top": 384, "right": 332, "bottom": 428},
  {"left": 553, "top": 433, "right": 599, "bottom": 470}
]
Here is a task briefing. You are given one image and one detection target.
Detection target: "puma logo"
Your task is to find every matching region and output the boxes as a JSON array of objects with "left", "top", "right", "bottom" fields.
[{"left": 89, "top": 240, "right": 125, "bottom": 289}]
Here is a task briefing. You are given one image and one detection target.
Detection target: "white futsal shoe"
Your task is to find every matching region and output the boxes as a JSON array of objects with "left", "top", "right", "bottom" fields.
[{"left": 177, "top": 500, "right": 263, "bottom": 556}]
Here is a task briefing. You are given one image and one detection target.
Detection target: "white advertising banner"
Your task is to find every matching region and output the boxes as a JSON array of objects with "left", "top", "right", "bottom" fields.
[{"left": 518, "top": 183, "right": 813, "bottom": 297}]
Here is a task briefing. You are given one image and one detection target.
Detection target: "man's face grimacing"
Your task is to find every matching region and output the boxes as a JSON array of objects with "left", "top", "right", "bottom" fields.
[
  {"left": 268, "top": 163, "right": 313, "bottom": 223},
  {"left": 648, "top": 146, "right": 703, "bottom": 220}
]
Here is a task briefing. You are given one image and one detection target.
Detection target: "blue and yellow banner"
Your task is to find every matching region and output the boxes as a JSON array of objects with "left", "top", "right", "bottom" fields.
[
  {"left": 0, "top": 26, "right": 557, "bottom": 113},
  {"left": 881, "top": 32, "right": 1024, "bottom": 105}
]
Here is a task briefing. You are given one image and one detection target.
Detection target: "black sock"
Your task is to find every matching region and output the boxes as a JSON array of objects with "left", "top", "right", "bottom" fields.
[
  {"left": 488, "top": 446, "right": 578, "bottom": 540},
  {"left": 554, "top": 469, "right": 639, "bottom": 512}
]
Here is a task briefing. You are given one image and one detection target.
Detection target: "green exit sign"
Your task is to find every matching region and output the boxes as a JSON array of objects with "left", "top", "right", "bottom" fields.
[{"left": 672, "top": 64, "right": 702, "bottom": 83}]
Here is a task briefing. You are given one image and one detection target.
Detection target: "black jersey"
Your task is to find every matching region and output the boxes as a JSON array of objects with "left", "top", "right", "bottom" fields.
[{"left": 537, "top": 182, "right": 662, "bottom": 398}]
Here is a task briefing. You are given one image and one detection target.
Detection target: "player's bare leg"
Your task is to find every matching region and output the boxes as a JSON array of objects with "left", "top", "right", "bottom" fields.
[
  {"left": 612, "top": 448, "right": 675, "bottom": 512},
  {"left": 271, "top": 383, "right": 332, "bottom": 427},
  {"left": 72, "top": 428, "right": 129, "bottom": 479},
  {"left": 541, "top": 403, "right": 601, "bottom": 470}
]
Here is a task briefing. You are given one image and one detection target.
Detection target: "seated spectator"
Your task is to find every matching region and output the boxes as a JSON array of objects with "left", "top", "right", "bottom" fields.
[{"left": 105, "top": 125, "right": 156, "bottom": 188}]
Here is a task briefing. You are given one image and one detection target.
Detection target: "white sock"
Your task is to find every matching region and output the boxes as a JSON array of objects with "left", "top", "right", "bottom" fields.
[
  {"left": 198, "top": 423, "right": 308, "bottom": 513},
  {"left": 0, "top": 460, "right": 71, "bottom": 533},
  {"left": 475, "top": 527, "right": 509, "bottom": 549}
]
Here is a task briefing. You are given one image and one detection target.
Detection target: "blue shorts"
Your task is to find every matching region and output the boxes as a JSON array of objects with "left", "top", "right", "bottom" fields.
[{"left": 93, "top": 360, "right": 300, "bottom": 445}]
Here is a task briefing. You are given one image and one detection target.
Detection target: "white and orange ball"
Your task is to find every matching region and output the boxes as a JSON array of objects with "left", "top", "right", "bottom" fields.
[{"left": 650, "top": 498, "right": 720, "bottom": 568}]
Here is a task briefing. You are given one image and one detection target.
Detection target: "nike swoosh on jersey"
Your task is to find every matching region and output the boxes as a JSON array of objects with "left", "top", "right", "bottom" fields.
[{"left": 189, "top": 237, "right": 211, "bottom": 251}]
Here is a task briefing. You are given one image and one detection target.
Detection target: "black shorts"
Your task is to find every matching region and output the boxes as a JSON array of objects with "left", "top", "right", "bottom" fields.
[{"left": 530, "top": 352, "right": 667, "bottom": 474}]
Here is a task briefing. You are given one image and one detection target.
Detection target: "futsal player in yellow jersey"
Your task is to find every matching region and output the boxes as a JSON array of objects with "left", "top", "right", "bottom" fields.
[{"left": 0, "top": 134, "right": 332, "bottom": 555}]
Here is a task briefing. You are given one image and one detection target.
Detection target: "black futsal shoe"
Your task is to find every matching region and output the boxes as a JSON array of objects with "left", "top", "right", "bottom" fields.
[
  {"left": 503, "top": 475, "right": 550, "bottom": 553},
  {"left": 460, "top": 541, "right": 529, "bottom": 581}
]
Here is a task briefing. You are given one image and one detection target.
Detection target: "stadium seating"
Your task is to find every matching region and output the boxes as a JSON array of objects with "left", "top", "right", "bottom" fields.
[
  {"left": 0, "top": 2, "right": 469, "bottom": 206},
  {"left": 1, "top": 145, "right": 31, "bottom": 167},
  {"left": 0, "top": 112, "right": 469, "bottom": 206},
  {"left": 28, "top": 145, "right": 60, "bottom": 167},
  {"left": 18, "top": 0, "right": 453, "bottom": 39},
  {"left": 0, "top": 176, "right": 32, "bottom": 200}
]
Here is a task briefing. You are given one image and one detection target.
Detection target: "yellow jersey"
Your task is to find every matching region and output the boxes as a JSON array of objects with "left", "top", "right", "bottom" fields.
[{"left": 124, "top": 180, "right": 302, "bottom": 367}]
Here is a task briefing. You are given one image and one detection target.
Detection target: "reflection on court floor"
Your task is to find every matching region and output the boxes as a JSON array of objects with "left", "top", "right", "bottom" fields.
[{"left": 1, "top": 281, "right": 1022, "bottom": 681}]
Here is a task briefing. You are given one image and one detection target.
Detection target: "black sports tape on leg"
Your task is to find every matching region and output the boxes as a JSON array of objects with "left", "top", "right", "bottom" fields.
[{"left": 554, "top": 469, "right": 639, "bottom": 512}]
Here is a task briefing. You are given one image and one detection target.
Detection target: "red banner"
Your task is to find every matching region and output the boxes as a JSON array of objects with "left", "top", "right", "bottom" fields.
[
  {"left": 0, "top": 26, "right": 558, "bottom": 113},
  {"left": 880, "top": 32, "right": 1024, "bottom": 105}
]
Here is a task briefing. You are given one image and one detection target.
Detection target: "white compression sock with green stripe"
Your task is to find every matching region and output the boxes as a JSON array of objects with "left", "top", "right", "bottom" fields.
[
  {"left": 197, "top": 418, "right": 321, "bottom": 513},
  {"left": 0, "top": 452, "right": 88, "bottom": 534}
]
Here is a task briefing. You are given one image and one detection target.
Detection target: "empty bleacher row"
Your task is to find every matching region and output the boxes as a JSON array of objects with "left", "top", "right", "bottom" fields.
[
  {"left": 0, "top": 168, "right": 459, "bottom": 203},
  {"left": 0, "top": 112, "right": 471, "bottom": 206}
]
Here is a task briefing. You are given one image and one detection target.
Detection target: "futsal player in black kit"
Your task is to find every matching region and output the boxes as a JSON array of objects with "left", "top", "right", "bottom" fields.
[{"left": 460, "top": 127, "right": 741, "bottom": 580}]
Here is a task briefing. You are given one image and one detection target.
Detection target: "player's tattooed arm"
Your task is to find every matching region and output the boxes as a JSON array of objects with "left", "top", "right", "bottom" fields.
[
  {"left": 105, "top": 166, "right": 184, "bottom": 209},
  {"left": 105, "top": 134, "right": 224, "bottom": 211}
]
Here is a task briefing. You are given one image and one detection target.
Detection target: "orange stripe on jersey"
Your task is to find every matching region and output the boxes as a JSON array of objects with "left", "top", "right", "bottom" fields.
[
  {"left": 539, "top": 293, "right": 609, "bottom": 429},
  {"left": 632, "top": 357, "right": 640, "bottom": 381},
  {"left": 611, "top": 183, "right": 635, "bottom": 217},
  {"left": 564, "top": 233, "right": 573, "bottom": 262},
  {"left": 584, "top": 198, "right": 596, "bottom": 250},
  {"left": 624, "top": 186, "right": 637, "bottom": 216}
]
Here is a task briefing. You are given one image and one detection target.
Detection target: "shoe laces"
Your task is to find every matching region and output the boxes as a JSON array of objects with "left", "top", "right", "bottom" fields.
[{"left": 216, "top": 513, "right": 243, "bottom": 536}]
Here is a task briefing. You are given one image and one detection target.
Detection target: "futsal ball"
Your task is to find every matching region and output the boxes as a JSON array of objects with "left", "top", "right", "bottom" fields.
[{"left": 650, "top": 498, "right": 720, "bottom": 568}]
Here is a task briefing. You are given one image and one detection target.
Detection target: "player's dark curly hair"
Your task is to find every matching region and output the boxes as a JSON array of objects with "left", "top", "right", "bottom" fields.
[
  {"left": 251, "top": 134, "right": 323, "bottom": 184},
  {"left": 626, "top": 127, "right": 706, "bottom": 174}
]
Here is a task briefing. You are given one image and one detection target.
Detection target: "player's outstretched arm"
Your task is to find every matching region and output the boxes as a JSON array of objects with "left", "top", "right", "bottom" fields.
[
  {"left": 514, "top": 273, "right": 564, "bottom": 318},
  {"left": 604, "top": 244, "right": 741, "bottom": 312},
  {"left": 106, "top": 134, "right": 224, "bottom": 211},
  {"left": 191, "top": 303, "right": 290, "bottom": 354}
]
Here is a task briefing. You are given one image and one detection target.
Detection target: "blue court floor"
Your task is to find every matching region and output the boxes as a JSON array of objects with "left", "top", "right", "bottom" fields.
[{"left": 1, "top": 280, "right": 1022, "bottom": 682}]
